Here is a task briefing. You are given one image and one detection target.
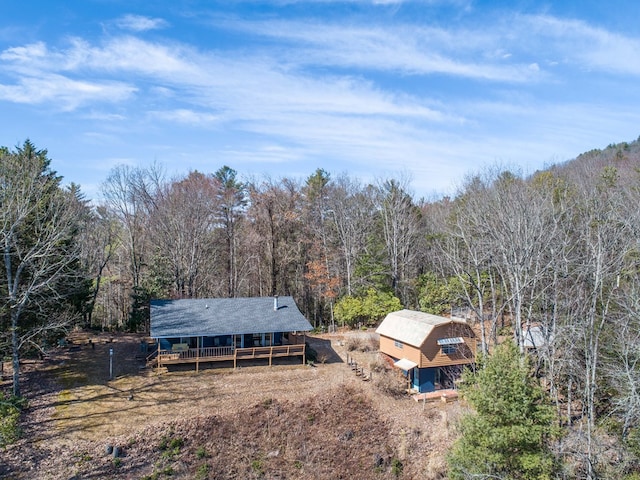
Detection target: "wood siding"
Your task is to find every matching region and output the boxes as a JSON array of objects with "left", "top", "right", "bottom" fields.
[
  {"left": 418, "top": 323, "right": 476, "bottom": 368},
  {"left": 379, "top": 320, "right": 476, "bottom": 369},
  {"left": 379, "top": 335, "right": 422, "bottom": 365}
]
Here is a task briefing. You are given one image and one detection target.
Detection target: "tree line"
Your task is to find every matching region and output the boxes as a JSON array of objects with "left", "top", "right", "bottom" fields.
[{"left": 2, "top": 137, "right": 640, "bottom": 476}]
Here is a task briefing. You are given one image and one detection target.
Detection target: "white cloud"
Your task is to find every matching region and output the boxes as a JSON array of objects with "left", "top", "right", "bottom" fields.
[
  {"left": 74, "top": 36, "right": 199, "bottom": 77},
  {"left": 0, "top": 35, "right": 453, "bottom": 120},
  {"left": 0, "top": 74, "right": 136, "bottom": 110},
  {"left": 223, "top": 20, "right": 543, "bottom": 83},
  {"left": 114, "top": 14, "right": 169, "bottom": 32},
  {"left": 516, "top": 15, "right": 640, "bottom": 76},
  {"left": 151, "top": 109, "right": 221, "bottom": 125},
  {"left": 2, "top": 7, "right": 639, "bottom": 200},
  {"left": 219, "top": 13, "right": 640, "bottom": 82},
  {"left": 0, "top": 41, "right": 48, "bottom": 62},
  {"left": 221, "top": 144, "right": 306, "bottom": 165},
  {"left": 84, "top": 111, "right": 127, "bottom": 121}
]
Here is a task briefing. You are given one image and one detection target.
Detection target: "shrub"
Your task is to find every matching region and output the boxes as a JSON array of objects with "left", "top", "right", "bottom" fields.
[
  {"left": 369, "top": 355, "right": 389, "bottom": 373},
  {"left": 0, "top": 393, "right": 25, "bottom": 447},
  {"left": 196, "top": 446, "right": 209, "bottom": 459},
  {"left": 364, "top": 334, "right": 378, "bottom": 352},
  {"left": 374, "top": 369, "right": 407, "bottom": 398},
  {"left": 391, "top": 458, "right": 404, "bottom": 476},
  {"left": 335, "top": 289, "right": 402, "bottom": 327},
  {"left": 196, "top": 462, "right": 210, "bottom": 479},
  {"left": 345, "top": 337, "right": 363, "bottom": 352},
  {"left": 251, "top": 458, "right": 264, "bottom": 475},
  {"left": 159, "top": 435, "right": 184, "bottom": 459},
  {"left": 346, "top": 335, "right": 378, "bottom": 353}
]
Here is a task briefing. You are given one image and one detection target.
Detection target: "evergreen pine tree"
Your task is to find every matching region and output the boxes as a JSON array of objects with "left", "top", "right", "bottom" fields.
[{"left": 448, "top": 341, "right": 559, "bottom": 480}]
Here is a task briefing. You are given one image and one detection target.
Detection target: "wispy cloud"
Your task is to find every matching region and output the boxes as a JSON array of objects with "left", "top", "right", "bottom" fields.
[
  {"left": 1, "top": 5, "right": 639, "bottom": 200},
  {"left": 222, "top": 13, "right": 640, "bottom": 82},
  {"left": 114, "top": 14, "right": 169, "bottom": 32},
  {"left": 520, "top": 15, "right": 640, "bottom": 76},
  {"left": 221, "top": 144, "right": 307, "bottom": 165},
  {"left": 0, "top": 73, "right": 135, "bottom": 110},
  {"left": 0, "top": 35, "right": 450, "bottom": 120},
  {"left": 151, "top": 109, "right": 221, "bottom": 125},
  {"left": 222, "top": 20, "right": 543, "bottom": 82}
]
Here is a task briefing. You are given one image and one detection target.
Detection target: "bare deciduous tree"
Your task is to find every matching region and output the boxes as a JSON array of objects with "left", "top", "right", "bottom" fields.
[
  {"left": 374, "top": 177, "right": 422, "bottom": 304},
  {"left": 144, "top": 170, "right": 221, "bottom": 298},
  {"left": 78, "top": 205, "right": 118, "bottom": 327},
  {"left": 325, "top": 175, "right": 375, "bottom": 297}
]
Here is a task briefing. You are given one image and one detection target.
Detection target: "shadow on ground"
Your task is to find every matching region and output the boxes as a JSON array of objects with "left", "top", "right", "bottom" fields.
[{"left": 307, "top": 336, "right": 344, "bottom": 364}]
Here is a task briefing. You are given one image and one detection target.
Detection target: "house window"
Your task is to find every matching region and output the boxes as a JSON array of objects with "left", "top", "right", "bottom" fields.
[
  {"left": 394, "top": 340, "right": 403, "bottom": 349},
  {"left": 442, "top": 344, "right": 457, "bottom": 355}
]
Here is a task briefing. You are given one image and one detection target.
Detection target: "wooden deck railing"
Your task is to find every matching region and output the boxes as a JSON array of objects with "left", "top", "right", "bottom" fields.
[
  {"left": 156, "top": 343, "right": 306, "bottom": 369},
  {"left": 234, "top": 344, "right": 305, "bottom": 359}
]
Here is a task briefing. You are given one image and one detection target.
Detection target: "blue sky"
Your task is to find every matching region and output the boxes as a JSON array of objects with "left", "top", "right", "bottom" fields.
[{"left": 1, "top": 1, "right": 639, "bottom": 201}]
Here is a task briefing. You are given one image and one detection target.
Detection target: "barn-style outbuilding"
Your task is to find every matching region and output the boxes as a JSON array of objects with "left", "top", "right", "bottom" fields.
[{"left": 376, "top": 309, "right": 476, "bottom": 393}]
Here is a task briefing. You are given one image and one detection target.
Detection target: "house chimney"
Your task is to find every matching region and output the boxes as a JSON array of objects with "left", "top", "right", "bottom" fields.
[{"left": 274, "top": 295, "right": 279, "bottom": 311}]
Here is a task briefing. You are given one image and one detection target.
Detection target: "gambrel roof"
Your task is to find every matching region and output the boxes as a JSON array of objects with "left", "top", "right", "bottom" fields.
[
  {"left": 375, "top": 309, "right": 469, "bottom": 348},
  {"left": 150, "top": 296, "right": 313, "bottom": 338}
]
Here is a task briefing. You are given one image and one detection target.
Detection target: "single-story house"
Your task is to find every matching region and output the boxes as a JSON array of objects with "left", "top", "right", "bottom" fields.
[
  {"left": 150, "top": 295, "right": 313, "bottom": 370},
  {"left": 376, "top": 309, "right": 476, "bottom": 393}
]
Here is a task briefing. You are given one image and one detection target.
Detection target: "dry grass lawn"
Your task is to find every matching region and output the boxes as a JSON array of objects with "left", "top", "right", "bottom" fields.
[{"left": 1, "top": 330, "right": 462, "bottom": 479}]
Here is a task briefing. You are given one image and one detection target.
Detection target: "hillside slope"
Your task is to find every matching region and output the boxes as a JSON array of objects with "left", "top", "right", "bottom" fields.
[{"left": 1, "top": 333, "right": 455, "bottom": 479}]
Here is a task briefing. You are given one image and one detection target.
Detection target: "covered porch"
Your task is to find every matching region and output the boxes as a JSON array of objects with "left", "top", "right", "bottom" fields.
[{"left": 154, "top": 333, "right": 307, "bottom": 370}]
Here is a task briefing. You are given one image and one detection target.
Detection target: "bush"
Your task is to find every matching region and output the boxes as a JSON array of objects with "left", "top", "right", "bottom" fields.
[
  {"left": 196, "top": 446, "right": 209, "bottom": 459},
  {"left": 345, "top": 337, "right": 363, "bottom": 352},
  {"left": 365, "top": 335, "right": 378, "bottom": 352},
  {"left": 369, "top": 356, "right": 388, "bottom": 373},
  {"left": 0, "top": 392, "right": 25, "bottom": 447},
  {"left": 196, "top": 462, "right": 210, "bottom": 480},
  {"left": 335, "top": 289, "right": 402, "bottom": 327},
  {"left": 374, "top": 369, "right": 407, "bottom": 398},
  {"left": 345, "top": 335, "right": 378, "bottom": 353},
  {"left": 391, "top": 458, "right": 404, "bottom": 477},
  {"left": 159, "top": 434, "right": 184, "bottom": 459}
]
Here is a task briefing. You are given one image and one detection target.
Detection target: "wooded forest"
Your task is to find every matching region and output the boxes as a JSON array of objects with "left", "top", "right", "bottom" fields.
[{"left": 3, "top": 137, "right": 640, "bottom": 478}]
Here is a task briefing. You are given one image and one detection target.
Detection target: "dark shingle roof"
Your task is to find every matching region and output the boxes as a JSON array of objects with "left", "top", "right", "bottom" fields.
[{"left": 150, "top": 296, "right": 313, "bottom": 338}]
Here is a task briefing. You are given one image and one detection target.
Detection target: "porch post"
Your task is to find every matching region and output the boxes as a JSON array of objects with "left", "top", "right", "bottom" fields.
[
  {"left": 157, "top": 340, "right": 161, "bottom": 373},
  {"left": 196, "top": 336, "right": 200, "bottom": 373},
  {"left": 302, "top": 332, "right": 306, "bottom": 365}
]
